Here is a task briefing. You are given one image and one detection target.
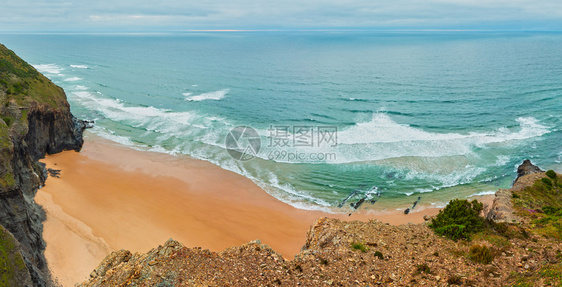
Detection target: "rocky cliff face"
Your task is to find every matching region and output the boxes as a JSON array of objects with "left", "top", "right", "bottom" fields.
[
  {"left": 487, "top": 159, "right": 544, "bottom": 223},
  {"left": 1, "top": 43, "right": 85, "bottom": 286}
]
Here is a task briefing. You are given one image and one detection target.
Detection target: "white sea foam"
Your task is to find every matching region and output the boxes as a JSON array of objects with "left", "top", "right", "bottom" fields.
[
  {"left": 338, "top": 113, "right": 548, "bottom": 146},
  {"left": 74, "top": 85, "right": 89, "bottom": 91},
  {"left": 257, "top": 113, "right": 550, "bottom": 164},
  {"left": 90, "top": 126, "right": 137, "bottom": 147},
  {"left": 70, "top": 64, "right": 89, "bottom": 69},
  {"left": 70, "top": 91, "right": 231, "bottom": 142},
  {"left": 468, "top": 190, "right": 497, "bottom": 197},
  {"left": 182, "top": 92, "right": 192, "bottom": 97},
  {"left": 493, "top": 155, "right": 511, "bottom": 166},
  {"left": 64, "top": 77, "right": 82, "bottom": 82},
  {"left": 33, "top": 64, "right": 64, "bottom": 75},
  {"left": 185, "top": 89, "right": 228, "bottom": 101}
]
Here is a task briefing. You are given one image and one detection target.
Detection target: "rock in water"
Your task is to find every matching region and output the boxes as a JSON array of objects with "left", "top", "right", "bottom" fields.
[{"left": 515, "top": 159, "right": 543, "bottom": 184}]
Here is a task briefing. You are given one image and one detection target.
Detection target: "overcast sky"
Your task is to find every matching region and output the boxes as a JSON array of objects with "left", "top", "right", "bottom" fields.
[{"left": 1, "top": 0, "right": 561, "bottom": 32}]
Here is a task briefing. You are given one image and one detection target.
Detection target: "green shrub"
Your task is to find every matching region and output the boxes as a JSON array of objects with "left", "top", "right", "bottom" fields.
[
  {"left": 1, "top": 117, "right": 12, "bottom": 127},
  {"left": 434, "top": 224, "right": 467, "bottom": 241},
  {"left": 546, "top": 170, "right": 557, "bottom": 180},
  {"left": 415, "top": 263, "right": 431, "bottom": 274},
  {"left": 468, "top": 245, "right": 494, "bottom": 264},
  {"left": 351, "top": 242, "right": 368, "bottom": 253},
  {"left": 429, "top": 199, "right": 485, "bottom": 240},
  {"left": 541, "top": 178, "right": 553, "bottom": 187},
  {"left": 542, "top": 206, "right": 562, "bottom": 216},
  {"left": 374, "top": 251, "right": 383, "bottom": 259}
]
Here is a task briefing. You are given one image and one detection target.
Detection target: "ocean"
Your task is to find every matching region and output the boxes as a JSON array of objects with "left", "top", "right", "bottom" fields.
[{"left": 1, "top": 32, "right": 561, "bottom": 212}]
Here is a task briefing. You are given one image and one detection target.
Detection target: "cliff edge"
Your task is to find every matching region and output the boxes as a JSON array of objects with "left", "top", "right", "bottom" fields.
[{"left": 0, "top": 43, "right": 85, "bottom": 286}]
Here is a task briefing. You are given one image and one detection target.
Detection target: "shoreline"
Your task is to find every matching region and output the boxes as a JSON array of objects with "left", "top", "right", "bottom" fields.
[{"left": 36, "top": 133, "right": 492, "bottom": 286}]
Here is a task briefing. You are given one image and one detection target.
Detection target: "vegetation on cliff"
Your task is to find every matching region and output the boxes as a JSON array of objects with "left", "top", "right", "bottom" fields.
[
  {"left": 0, "top": 226, "right": 33, "bottom": 286},
  {"left": 0, "top": 43, "right": 86, "bottom": 286},
  {"left": 429, "top": 199, "right": 485, "bottom": 240},
  {"left": 0, "top": 44, "right": 67, "bottom": 109}
]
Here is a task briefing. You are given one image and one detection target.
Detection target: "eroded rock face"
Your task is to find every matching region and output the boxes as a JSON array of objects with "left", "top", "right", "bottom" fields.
[
  {"left": 1, "top": 43, "right": 85, "bottom": 286},
  {"left": 515, "top": 159, "right": 543, "bottom": 184},
  {"left": 487, "top": 160, "right": 544, "bottom": 223},
  {"left": 486, "top": 189, "right": 520, "bottom": 223}
]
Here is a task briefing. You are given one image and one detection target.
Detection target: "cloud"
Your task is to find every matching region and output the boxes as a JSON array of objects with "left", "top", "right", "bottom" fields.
[{"left": 0, "top": 0, "right": 561, "bottom": 32}]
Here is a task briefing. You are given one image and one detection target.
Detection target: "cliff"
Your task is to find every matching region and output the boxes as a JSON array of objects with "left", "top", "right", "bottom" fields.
[
  {"left": 0, "top": 43, "right": 85, "bottom": 286},
  {"left": 81, "top": 162, "right": 562, "bottom": 286}
]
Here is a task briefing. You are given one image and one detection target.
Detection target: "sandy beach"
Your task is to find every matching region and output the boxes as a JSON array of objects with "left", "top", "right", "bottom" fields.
[{"left": 36, "top": 134, "right": 494, "bottom": 286}]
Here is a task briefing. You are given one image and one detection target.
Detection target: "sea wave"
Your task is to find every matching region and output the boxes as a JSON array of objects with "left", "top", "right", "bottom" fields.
[
  {"left": 468, "top": 190, "right": 497, "bottom": 197},
  {"left": 185, "top": 89, "right": 228, "bottom": 101},
  {"left": 64, "top": 77, "right": 83, "bottom": 82},
  {"left": 246, "top": 113, "right": 549, "bottom": 165},
  {"left": 70, "top": 64, "right": 89, "bottom": 69},
  {"left": 32, "top": 64, "right": 63, "bottom": 75},
  {"left": 73, "top": 85, "right": 89, "bottom": 91}
]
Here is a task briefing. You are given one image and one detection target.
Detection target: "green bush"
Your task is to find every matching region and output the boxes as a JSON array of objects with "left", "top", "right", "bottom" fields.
[
  {"left": 429, "top": 199, "right": 485, "bottom": 240},
  {"left": 351, "top": 242, "right": 368, "bottom": 253},
  {"left": 415, "top": 263, "right": 431, "bottom": 274},
  {"left": 0, "top": 117, "right": 12, "bottom": 127},
  {"left": 541, "top": 178, "right": 553, "bottom": 187},
  {"left": 374, "top": 251, "right": 383, "bottom": 259},
  {"left": 434, "top": 224, "right": 467, "bottom": 241},
  {"left": 546, "top": 170, "right": 557, "bottom": 180},
  {"left": 542, "top": 206, "right": 562, "bottom": 216},
  {"left": 468, "top": 245, "right": 494, "bottom": 264}
]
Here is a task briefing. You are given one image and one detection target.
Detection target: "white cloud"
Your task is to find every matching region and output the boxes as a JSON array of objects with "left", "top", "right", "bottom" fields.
[{"left": 0, "top": 0, "right": 561, "bottom": 31}]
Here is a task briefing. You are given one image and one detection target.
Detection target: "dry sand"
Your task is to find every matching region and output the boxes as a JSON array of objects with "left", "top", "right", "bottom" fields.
[{"left": 36, "top": 134, "right": 491, "bottom": 286}]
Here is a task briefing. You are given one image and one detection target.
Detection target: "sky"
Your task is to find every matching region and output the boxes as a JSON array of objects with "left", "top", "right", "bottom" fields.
[{"left": 1, "top": 0, "right": 561, "bottom": 32}]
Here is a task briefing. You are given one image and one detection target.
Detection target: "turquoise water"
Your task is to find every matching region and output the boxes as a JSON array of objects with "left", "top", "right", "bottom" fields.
[{"left": 1, "top": 32, "right": 561, "bottom": 211}]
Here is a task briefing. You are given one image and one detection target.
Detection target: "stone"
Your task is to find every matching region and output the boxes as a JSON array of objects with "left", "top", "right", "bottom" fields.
[{"left": 515, "top": 159, "right": 543, "bottom": 184}]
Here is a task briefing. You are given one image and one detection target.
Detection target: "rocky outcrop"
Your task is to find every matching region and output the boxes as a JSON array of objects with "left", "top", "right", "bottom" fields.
[
  {"left": 486, "top": 188, "right": 519, "bottom": 223},
  {"left": 1, "top": 43, "right": 85, "bottom": 286},
  {"left": 515, "top": 159, "right": 543, "bottom": 184},
  {"left": 487, "top": 160, "right": 545, "bottom": 223},
  {"left": 80, "top": 215, "right": 562, "bottom": 286}
]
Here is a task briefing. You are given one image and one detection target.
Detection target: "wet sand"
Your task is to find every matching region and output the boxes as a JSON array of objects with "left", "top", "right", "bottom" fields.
[{"left": 37, "top": 134, "right": 490, "bottom": 286}]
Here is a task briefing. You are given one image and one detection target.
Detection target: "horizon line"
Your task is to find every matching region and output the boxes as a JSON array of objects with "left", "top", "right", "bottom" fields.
[{"left": 1, "top": 29, "right": 562, "bottom": 35}]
